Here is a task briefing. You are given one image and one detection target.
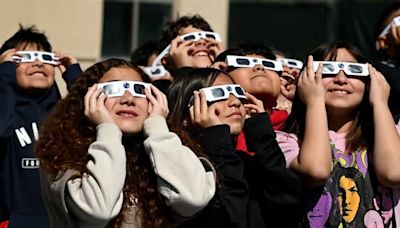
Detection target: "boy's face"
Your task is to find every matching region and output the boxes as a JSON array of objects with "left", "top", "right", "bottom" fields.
[
  {"left": 15, "top": 43, "right": 55, "bottom": 93},
  {"left": 177, "top": 26, "right": 214, "bottom": 68},
  {"left": 229, "top": 54, "right": 281, "bottom": 101}
]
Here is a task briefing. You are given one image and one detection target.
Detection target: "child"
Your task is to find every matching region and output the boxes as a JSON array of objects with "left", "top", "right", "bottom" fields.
[
  {"left": 0, "top": 25, "right": 81, "bottom": 227},
  {"left": 278, "top": 41, "right": 400, "bottom": 227},
  {"left": 213, "top": 43, "right": 288, "bottom": 155},
  {"left": 167, "top": 67, "right": 302, "bottom": 227},
  {"left": 374, "top": 3, "right": 400, "bottom": 122},
  {"left": 272, "top": 48, "right": 302, "bottom": 114},
  {"left": 36, "top": 59, "right": 216, "bottom": 227},
  {"left": 155, "top": 14, "right": 225, "bottom": 75}
]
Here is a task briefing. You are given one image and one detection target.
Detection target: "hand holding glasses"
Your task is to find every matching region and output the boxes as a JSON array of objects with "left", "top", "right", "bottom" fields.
[
  {"left": 376, "top": 16, "right": 400, "bottom": 50},
  {"left": 151, "top": 31, "right": 222, "bottom": 72}
]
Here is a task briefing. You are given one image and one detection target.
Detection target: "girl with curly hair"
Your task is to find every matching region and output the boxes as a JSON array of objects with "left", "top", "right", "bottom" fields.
[{"left": 36, "top": 59, "right": 216, "bottom": 228}]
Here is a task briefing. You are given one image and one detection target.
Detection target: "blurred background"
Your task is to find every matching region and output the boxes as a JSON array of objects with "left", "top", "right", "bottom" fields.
[{"left": 0, "top": 0, "right": 398, "bottom": 93}]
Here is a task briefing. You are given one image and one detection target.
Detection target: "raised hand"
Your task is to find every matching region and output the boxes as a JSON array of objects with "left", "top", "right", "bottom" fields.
[
  {"left": 190, "top": 90, "right": 222, "bottom": 128},
  {"left": 244, "top": 92, "right": 265, "bottom": 118},
  {"left": 368, "top": 64, "right": 390, "bottom": 107},
  {"left": 0, "top": 48, "right": 17, "bottom": 63},
  {"left": 206, "top": 38, "right": 224, "bottom": 62},
  {"left": 169, "top": 36, "right": 195, "bottom": 68},
  {"left": 210, "top": 61, "right": 228, "bottom": 71},
  {"left": 145, "top": 85, "right": 169, "bottom": 118},
  {"left": 54, "top": 50, "right": 79, "bottom": 73},
  {"left": 84, "top": 84, "right": 114, "bottom": 125},
  {"left": 297, "top": 55, "right": 325, "bottom": 106}
]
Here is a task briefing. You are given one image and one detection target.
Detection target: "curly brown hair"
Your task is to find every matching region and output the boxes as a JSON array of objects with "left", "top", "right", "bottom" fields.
[{"left": 35, "top": 58, "right": 171, "bottom": 227}]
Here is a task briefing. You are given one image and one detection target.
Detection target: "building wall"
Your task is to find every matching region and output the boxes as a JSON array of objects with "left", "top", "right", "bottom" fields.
[{"left": 0, "top": 0, "right": 103, "bottom": 96}]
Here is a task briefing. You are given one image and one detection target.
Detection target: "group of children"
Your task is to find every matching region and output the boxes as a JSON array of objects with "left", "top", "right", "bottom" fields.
[{"left": 1, "top": 3, "right": 400, "bottom": 228}]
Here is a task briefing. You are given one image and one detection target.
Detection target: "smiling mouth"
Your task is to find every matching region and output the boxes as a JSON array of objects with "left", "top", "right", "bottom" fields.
[
  {"left": 330, "top": 90, "right": 349, "bottom": 95},
  {"left": 116, "top": 111, "right": 138, "bottom": 118},
  {"left": 30, "top": 72, "right": 47, "bottom": 77},
  {"left": 192, "top": 50, "right": 209, "bottom": 57}
]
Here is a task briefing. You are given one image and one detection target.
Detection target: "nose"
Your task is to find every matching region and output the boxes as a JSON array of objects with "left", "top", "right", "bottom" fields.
[
  {"left": 195, "top": 38, "right": 207, "bottom": 46},
  {"left": 252, "top": 64, "right": 264, "bottom": 72},
  {"left": 119, "top": 90, "right": 137, "bottom": 105},
  {"left": 333, "top": 70, "right": 348, "bottom": 84},
  {"left": 227, "top": 94, "right": 241, "bottom": 107},
  {"left": 32, "top": 58, "right": 43, "bottom": 67}
]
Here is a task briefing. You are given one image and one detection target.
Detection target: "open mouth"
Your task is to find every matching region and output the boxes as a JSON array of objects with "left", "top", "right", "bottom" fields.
[
  {"left": 192, "top": 50, "right": 209, "bottom": 57},
  {"left": 330, "top": 89, "right": 350, "bottom": 95},
  {"left": 30, "top": 72, "right": 47, "bottom": 77}
]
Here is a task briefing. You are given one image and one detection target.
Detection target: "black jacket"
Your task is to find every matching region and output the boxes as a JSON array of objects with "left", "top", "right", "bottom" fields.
[
  {"left": 0, "top": 62, "right": 81, "bottom": 227},
  {"left": 177, "top": 112, "right": 303, "bottom": 228}
]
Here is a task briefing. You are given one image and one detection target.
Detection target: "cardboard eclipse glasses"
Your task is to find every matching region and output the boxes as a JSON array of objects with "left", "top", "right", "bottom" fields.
[
  {"left": 188, "top": 84, "right": 247, "bottom": 107},
  {"left": 12, "top": 51, "right": 60, "bottom": 65}
]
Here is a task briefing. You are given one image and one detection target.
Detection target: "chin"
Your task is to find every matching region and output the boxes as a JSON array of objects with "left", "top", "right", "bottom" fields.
[
  {"left": 192, "top": 59, "right": 212, "bottom": 68},
  {"left": 229, "top": 124, "right": 243, "bottom": 136}
]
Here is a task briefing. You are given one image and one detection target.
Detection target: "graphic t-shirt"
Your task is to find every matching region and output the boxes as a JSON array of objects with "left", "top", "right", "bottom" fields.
[{"left": 277, "top": 129, "right": 400, "bottom": 228}]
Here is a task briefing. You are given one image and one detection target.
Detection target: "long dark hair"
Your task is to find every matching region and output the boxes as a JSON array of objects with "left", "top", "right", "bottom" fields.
[
  {"left": 282, "top": 41, "right": 374, "bottom": 152},
  {"left": 167, "top": 67, "right": 227, "bottom": 202},
  {"left": 167, "top": 67, "right": 223, "bottom": 151},
  {"left": 36, "top": 58, "right": 171, "bottom": 227}
]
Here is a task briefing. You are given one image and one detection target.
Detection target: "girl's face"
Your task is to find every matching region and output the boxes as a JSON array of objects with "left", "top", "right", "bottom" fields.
[
  {"left": 15, "top": 43, "right": 56, "bottom": 93},
  {"left": 178, "top": 26, "right": 214, "bottom": 68},
  {"left": 208, "top": 73, "right": 246, "bottom": 135},
  {"left": 99, "top": 66, "right": 149, "bottom": 134},
  {"left": 322, "top": 48, "right": 366, "bottom": 114},
  {"left": 229, "top": 54, "right": 281, "bottom": 100}
]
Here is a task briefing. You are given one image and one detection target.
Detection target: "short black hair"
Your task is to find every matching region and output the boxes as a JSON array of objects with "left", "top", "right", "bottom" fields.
[
  {"left": 130, "top": 41, "right": 159, "bottom": 66},
  {"left": 214, "top": 43, "right": 276, "bottom": 73},
  {"left": 159, "top": 14, "right": 213, "bottom": 52},
  {"left": 0, "top": 25, "right": 52, "bottom": 54}
]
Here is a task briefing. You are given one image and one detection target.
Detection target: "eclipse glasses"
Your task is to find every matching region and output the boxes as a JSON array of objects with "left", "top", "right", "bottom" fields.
[
  {"left": 12, "top": 51, "right": 60, "bottom": 65},
  {"left": 225, "top": 55, "right": 283, "bottom": 72},
  {"left": 313, "top": 61, "right": 369, "bottom": 77},
  {"left": 97, "top": 81, "right": 151, "bottom": 98},
  {"left": 188, "top": 84, "right": 247, "bottom": 107}
]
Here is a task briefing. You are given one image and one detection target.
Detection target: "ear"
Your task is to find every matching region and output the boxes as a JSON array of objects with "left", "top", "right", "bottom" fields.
[{"left": 377, "top": 37, "right": 389, "bottom": 50}]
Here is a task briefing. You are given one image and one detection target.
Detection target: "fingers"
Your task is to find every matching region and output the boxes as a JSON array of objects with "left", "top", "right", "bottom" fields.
[
  {"left": 315, "top": 62, "right": 324, "bottom": 82},
  {"left": 145, "top": 85, "right": 169, "bottom": 117},
  {"left": 84, "top": 84, "right": 97, "bottom": 116},
  {"left": 245, "top": 92, "right": 265, "bottom": 113},
  {"left": 89, "top": 87, "right": 104, "bottom": 115},
  {"left": 199, "top": 90, "right": 208, "bottom": 119},
  {"left": 192, "top": 91, "right": 201, "bottom": 123},
  {"left": 0, "top": 48, "right": 17, "bottom": 63},
  {"left": 210, "top": 61, "right": 228, "bottom": 71},
  {"left": 305, "top": 55, "right": 315, "bottom": 80},
  {"left": 391, "top": 23, "right": 400, "bottom": 42}
]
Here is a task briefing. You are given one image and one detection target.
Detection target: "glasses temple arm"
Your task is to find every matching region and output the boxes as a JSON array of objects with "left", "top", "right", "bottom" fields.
[{"left": 150, "top": 45, "right": 171, "bottom": 73}]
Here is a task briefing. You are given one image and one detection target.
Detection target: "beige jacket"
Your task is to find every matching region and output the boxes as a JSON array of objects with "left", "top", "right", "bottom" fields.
[{"left": 41, "top": 115, "right": 216, "bottom": 228}]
